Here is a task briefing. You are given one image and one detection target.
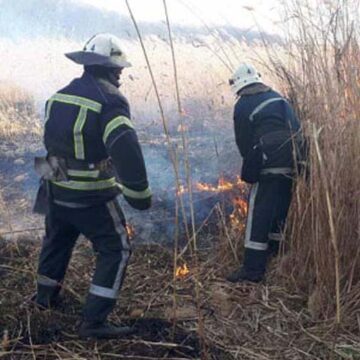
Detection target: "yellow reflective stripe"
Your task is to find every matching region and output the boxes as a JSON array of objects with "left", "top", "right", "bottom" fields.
[
  {"left": 119, "top": 184, "right": 152, "bottom": 199},
  {"left": 51, "top": 93, "right": 102, "bottom": 113},
  {"left": 73, "top": 107, "right": 88, "bottom": 160},
  {"left": 52, "top": 177, "right": 117, "bottom": 191},
  {"left": 44, "top": 100, "right": 54, "bottom": 123},
  {"left": 67, "top": 169, "right": 100, "bottom": 178},
  {"left": 103, "top": 116, "right": 134, "bottom": 144}
]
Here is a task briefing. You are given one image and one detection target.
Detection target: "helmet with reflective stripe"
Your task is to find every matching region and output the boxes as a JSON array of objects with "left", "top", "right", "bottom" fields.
[
  {"left": 229, "top": 63, "right": 263, "bottom": 95},
  {"left": 65, "top": 33, "right": 131, "bottom": 68}
]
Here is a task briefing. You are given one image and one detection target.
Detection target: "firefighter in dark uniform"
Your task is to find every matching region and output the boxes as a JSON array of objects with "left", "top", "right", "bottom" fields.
[
  {"left": 33, "top": 33, "right": 152, "bottom": 338},
  {"left": 226, "top": 63, "right": 305, "bottom": 283}
]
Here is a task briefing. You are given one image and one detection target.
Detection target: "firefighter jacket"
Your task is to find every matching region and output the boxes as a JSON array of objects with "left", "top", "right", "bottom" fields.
[
  {"left": 44, "top": 71, "right": 151, "bottom": 210},
  {"left": 233, "top": 84, "right": 303, "bottom": 174}
]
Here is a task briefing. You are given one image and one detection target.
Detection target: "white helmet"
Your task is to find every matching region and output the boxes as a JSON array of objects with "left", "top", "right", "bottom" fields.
[
  {"left": 65, "top": 33, "right": 131, "bottom": 68},
  {"left": 229, "top": 63, "right": 263, "bottom": 95}
]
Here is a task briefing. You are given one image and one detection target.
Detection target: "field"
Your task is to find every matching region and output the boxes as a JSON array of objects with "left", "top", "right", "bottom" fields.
[{"left": 0, "top": 1, "right": 360, "bottom": 359}]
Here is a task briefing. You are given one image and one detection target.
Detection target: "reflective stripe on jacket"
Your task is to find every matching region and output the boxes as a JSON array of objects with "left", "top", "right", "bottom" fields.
[
  {"left": 233, "top": 86, "right": 303, "bottom": 170},
  {"left": 44, "top": 72, "right": 151, "bottom": 209}
]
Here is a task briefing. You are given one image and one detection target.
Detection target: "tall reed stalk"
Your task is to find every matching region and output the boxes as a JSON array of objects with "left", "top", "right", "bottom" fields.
[
  {"left": 267, "top": 0, "right": 360, "bottom": 325},
  {"left": 126, "top": 0, "right": 208, "bottom": 356}
]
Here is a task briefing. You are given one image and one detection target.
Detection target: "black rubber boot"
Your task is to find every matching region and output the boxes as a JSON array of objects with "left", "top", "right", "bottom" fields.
[
  {"left": 268, "top": 240, "right": 280, "bottom": 257},
  {"left": 227, "top": 248, "right": 268, "bottom": 283},
  {"left": 226, "top": 266, "right": 263, "bottom": 283},
  {"left": 78, "top": 321, "right": 135, "bottom": 339},
  {"left": 34, "top": 284, "right": 62, "bottom": 309}
]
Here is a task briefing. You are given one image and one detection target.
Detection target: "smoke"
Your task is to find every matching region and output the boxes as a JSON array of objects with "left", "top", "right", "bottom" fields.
[
  {"left": 0, "top": 0, "right": 278, "bottom": 42},
  {"left": 0, "top": 0, "right": 248, "bottom": 241}
]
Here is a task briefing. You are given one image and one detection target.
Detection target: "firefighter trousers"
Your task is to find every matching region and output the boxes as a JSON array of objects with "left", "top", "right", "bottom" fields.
[
  {"left": 36, "top": 198, "right": 131, "bottom": 323},
  {"left": 243, "top": 174, "right": 293, "bottom": 278}
]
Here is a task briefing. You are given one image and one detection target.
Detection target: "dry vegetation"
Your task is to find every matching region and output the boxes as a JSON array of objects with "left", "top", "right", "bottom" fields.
[
  {"left": 0, "top": 0, "right": 360, "bottom": 359},
  {"left": 1, "top": 227, "right": 359, "bottom": 360},
  {"left": 0, "top": 82, "right": 41, "bottom": 141},
  {"left": 267, "top": 0, "right": 360, "bottom": 326}
]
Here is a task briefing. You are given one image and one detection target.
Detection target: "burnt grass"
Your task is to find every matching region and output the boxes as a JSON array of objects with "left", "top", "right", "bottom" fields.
[
  {"left": 0, "top": 238, "right": 220, "bottom": 359},
  {"left": 1, "top": 236, "right": 360, "bottom": 359}
]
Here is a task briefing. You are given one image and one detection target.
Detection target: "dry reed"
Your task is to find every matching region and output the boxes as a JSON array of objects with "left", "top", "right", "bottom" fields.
[{"left": 262, "top": 0, "right": 360, "bottom": 327}]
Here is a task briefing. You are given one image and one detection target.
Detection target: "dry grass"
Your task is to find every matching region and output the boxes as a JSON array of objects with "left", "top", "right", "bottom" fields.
[
  {"left": 0, "top": 82, "right": 41, "bottom": 141},
  {"left": 2, "top": 234, "right": 360, "bottom": 360},
  {"left": 263, "top": 1, "right": 360, "bottom": 327}
]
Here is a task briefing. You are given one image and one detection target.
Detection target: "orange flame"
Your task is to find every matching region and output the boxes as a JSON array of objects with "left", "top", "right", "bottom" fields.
[
  {"left": 176, "top": 263, "right": 190, "bottom": 277},
  {"left": 230, "top": 196, "right": 248, "bottom": 228},
  {"left": 195, "top": 176, "right": 246, "bottom": 193},
  {"left": 233, "top": 196, "right": 248, "bottom": 217},
  {"left": 176, "top": 176, "right": 247, "bottom": 197},
  {"left": 177, "top": 124, "right": 188, "bottom": 132},
  {"left": 176, "top": 184, "right": 187, "bottom": 196},
  {"left": 196, "top": 178, "right": 232, "bottom": 192}
]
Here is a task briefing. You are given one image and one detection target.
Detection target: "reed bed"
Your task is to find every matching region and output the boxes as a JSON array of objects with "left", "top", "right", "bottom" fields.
[{"left": 265, "top": 0, "right": 360, "bottom": 327}]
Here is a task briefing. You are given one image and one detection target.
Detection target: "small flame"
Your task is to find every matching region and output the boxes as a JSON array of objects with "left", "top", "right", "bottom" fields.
[
  {"left": 196, "top": 176, "right": 246, "bottom": 193},
  {"left": 230, "top": 196, "right": 248, "bottom": 228},
  {"left": 176, "top": 263, "right": 190, "bottom": 277},
  {"left": 126, "top": 224, "right": 135, "bottom": 239},
  {"left": 233, "top": 196, "right": 248, "bottom": 217},
  {"left": 177, "top": 124, "right": 188, "bottom": 132},
  {"left": 196, "top": 178, "right": 232, "bottom": 192},
  {"left": 176, "top": 176, "right": 247, "bottom": 196},
  {"left": 176, "top": 184, "right": 187, "bottom": 196}
]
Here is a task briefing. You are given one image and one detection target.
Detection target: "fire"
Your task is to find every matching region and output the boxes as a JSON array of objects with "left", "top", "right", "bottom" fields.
[
  {"left": 230, "top": 196, "right": 248, "bottom": 228},
  {"left": 174, "top": 176, "right": 249, "bottom": 230},
  {"left": 176, "top": 263, "right": 190, "bottom": 277},
  {"left": 196, "top": 178, "right": 232, "bottom": 192},
  {"left": 232, "top": 196, "right": 248, "bottom": 217},
  {"left": 176, "top": 184, "right": 187, "bottom": 196},
  {"left": 195, "top": 176, "right": 246, "bottom": 193},
  {"left": 177, "top": 124, "right": 188, "bottom": 132},
  {"left": 125, "top": 224, "right": 135, "bottom": 239},
  {"left": 176, "top": 176, "right": 247, "bottom": 196}
]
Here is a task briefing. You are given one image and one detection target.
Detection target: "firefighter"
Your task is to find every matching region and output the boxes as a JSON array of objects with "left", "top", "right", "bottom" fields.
[
  {"left": 227, "top": 63, "right": 305, "bottom": 283},
  {"left": 33, "top": 33, "right": 152, "bottom": 338}
]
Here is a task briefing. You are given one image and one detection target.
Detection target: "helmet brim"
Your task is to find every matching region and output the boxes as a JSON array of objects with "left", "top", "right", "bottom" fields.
[
  {"left": 231, "top": 79, "right": 263, "bottom": 96},
  {"left": 65, "top": 51, "right": 132, "bottom": 68}
]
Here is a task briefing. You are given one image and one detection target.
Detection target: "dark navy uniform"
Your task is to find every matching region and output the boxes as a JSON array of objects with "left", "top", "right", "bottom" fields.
[
  {"left": 230, "top": 83, "right": 303, "bottom": 282},
  {"left": 36, "top": 71, "right": 151, "bottom": 323}
]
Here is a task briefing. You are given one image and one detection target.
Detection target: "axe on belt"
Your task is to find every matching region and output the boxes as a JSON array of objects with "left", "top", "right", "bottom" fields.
[{"left": 33, "top": 156, "right": 68, "bottom": 215}]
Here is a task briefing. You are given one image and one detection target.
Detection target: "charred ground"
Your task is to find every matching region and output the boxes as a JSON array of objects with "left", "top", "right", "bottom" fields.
[{"left": 1, "top": 235, "right": 359, "bottom": 359}]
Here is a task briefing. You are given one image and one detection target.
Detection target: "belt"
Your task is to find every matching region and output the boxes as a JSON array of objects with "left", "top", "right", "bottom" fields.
[
  {"left": 66, "top": 158, "right": 111, "bottom": 171},
  {"left": 53, "top": 199, "right": 92, "bottom": 208}
]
